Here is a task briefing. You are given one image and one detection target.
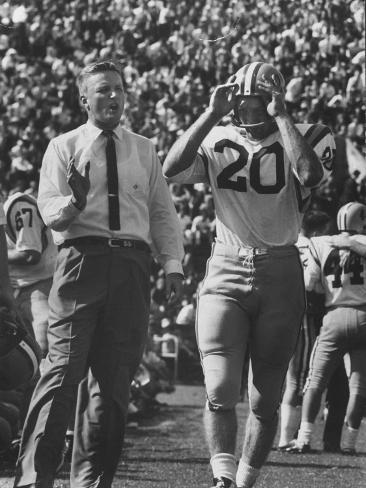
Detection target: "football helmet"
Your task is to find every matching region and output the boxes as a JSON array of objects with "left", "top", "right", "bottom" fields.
[
  {"left": 336, "top": 202, "right": 366, "bottom": 234},
  {"left": 231, "top": 62, "right": 285, "bottom": 140}
]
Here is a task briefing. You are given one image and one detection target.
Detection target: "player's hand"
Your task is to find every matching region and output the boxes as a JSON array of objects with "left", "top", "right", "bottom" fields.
[
  {"left": 165, "top": 273, "right": 184, "bottom": 302},
  {"left": 67, "top": 157, "right": 90, "bottom": 211},
  {"left": 208, "top": 82, "right": 238, "bottom": 119},
  {"left": 257, "top": 74, "right": 286, "bottom": 118}
]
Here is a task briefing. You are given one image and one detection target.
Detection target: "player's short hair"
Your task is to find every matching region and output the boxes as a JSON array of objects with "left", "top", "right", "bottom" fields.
[
  {"left": 77, "top": 60, "right": 123, "bottom": 94},
  {"left": 302, "top": 210, "right": 332, "bottom": 238}
]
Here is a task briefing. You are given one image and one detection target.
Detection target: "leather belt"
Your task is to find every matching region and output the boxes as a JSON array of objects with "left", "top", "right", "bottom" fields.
[
  {"left": 239, "top": 247, "right": 268, "bottom": 256},
  {"left": 59, "top": 236, "right": 150, "bottom": 253}
]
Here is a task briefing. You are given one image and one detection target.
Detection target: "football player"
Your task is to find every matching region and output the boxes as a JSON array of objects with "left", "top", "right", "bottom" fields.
[
  {"left": 163, "top": 61, "right": 335, "bottom": 488},
  {"left": 0, "top": 197, "right": 40, "bottom": 391},
  {"left": 4, "top": 191, "right": 57, "bottom": 366},
  {"left": 0, "top": 196, "right": 15, "bottom": 310},
  {"left": 277, "top": 210, "right": 332, "bottom": 451},
  {"left": 291, "top": 202, "right": 366, "bottom": 454}
]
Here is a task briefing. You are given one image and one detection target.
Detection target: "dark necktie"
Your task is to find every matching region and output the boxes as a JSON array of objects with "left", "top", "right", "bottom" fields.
[{"left": 103, "top": 130, "right": 120, "bottom": 230}]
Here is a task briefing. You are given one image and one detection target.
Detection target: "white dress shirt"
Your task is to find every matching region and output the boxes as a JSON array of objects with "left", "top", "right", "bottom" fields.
[{"left": 38, "top": 121, "right": 184, "bottom": 275}]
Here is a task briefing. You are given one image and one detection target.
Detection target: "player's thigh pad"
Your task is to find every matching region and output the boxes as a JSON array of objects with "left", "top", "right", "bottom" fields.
[
  {"left": 197, "top": 293, "right": 250, "bottom": 410},
  {"left": 305, "top": 309, "right": 349, "bottom": 392}
]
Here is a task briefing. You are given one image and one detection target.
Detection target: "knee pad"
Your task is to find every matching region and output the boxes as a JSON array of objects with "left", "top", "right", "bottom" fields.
[
  {"left": 206, "top": 399, "right": 236, "bottom": 412},
  {"left": 206, "top": 378, "right": 240, "bottom": 411}
]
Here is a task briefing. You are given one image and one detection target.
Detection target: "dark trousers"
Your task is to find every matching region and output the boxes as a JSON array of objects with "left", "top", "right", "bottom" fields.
[
  {"left": 14, "top": 243, "right": 151, "bottom": 487},
  {"left": 323, "top": 361, "right": 349, "bottom": 449}
]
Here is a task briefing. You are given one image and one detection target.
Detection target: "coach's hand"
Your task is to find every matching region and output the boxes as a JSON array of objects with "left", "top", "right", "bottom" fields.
[
  {"left": 166, "top": 273, "right": 184, "bottom": 303},
  {"left": 208, "top": 82, "right": 238, "bottom": 119},
  {"left": 67, "top": 157, "right": 90, "bottom": 211},
  {"left": 257, "top": 74, "right": 286, "bottom": 118}
]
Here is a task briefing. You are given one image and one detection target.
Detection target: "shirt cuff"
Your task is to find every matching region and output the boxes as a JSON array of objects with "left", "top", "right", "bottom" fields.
[
  {"left": 65, "top": 195, "right": 83, "bottom": 218},
  {"left": 163, "top": 259, "right": 184, "bottom": 276}
]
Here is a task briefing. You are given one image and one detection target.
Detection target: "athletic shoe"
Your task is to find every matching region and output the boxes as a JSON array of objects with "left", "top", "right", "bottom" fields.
[
  {"left": 285, "top": 440, "right": 312, "bottom": 453},
  {"left": 277, "top": 440, "right": 297, "bottom": 452},
  {"left": 211, "top": 476, "right": 232, "bottom": 487}
]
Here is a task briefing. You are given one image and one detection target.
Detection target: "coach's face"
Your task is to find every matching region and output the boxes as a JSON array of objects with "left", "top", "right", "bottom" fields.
[{"left": 81, "top": 71, "right": 125, "bottom": 130}]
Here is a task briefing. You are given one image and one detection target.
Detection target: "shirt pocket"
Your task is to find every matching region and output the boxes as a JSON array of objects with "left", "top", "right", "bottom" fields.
[{"left": 122, "top": 165, "right": 149, "bottom": 198}]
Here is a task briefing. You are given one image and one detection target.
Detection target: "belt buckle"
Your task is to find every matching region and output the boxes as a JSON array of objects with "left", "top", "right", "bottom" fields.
[{"left": 108, "top": 238, "right": 121, "bottom": 248}]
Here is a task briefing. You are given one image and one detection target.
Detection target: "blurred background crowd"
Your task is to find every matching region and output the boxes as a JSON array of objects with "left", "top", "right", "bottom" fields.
[{"left": 0, "top": 0, "right": 365, "bottom": 458}]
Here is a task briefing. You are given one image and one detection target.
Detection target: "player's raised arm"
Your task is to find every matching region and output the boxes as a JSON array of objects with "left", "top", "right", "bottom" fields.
[
  {"left": 162, "top": 83, "right": 237, "bottom": 178},
  {"left": 257, "top": 74, "right": 324, "bottom": 187}
]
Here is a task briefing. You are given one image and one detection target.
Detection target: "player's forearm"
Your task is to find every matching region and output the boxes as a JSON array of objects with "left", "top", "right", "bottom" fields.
[
  {"left": 349, "top": 240, "right": 366, "bottom": 257},
  {"left": 275, "top": 114, "right": 323, "bottom": 187},
  {"left": 38, "top": 194, "right": 81, "bottom": 231},
  {"left": 163, "top": 109, "right": 220, "bottom": 178}
]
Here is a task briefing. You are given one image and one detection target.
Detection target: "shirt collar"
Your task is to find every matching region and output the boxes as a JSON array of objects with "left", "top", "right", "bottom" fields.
[{"left": 85, "top": 120, "right": 123, "bottom": 142}]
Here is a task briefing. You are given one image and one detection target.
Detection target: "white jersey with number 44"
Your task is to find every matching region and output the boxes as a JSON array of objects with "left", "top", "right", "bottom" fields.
[
  {"left": 306, "top": 234, "right": 366, "bottom": 308},
  {"left": 169, "top": 123, "right": 335, "bottom": 248}
]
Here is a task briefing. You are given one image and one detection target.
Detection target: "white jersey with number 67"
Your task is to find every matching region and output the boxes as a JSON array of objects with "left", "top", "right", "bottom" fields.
[
  {"left": 4, "top": 192, "right": 57, "bottom": 288},
  {"left": 169, "top": 123, "right": 335, "bottom": 248}
]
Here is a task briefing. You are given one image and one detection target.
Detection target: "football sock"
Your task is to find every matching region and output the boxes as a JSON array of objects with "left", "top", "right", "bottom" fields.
[
  {"left": 342, "top": 425, "right": 358, "bottom": 451},
  {"left": 210, "top": 453, "right": 237, "bottom": 484},
  {"left": 278, "top": 404, "right": 301, "bottom": 446},
  {"left": 236, "top": 459, "right": 260, "bottom": 488},
  {"left": 297, "top": 421, "right": 313, "bottom": 446}
]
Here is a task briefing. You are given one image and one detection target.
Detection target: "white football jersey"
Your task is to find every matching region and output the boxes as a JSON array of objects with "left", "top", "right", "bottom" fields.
[
  {"left": 4, "top": 192, "right": 57, "bottom": 288},
  {"left": 305, "top": 234, "right": 366, "bottom": 308},
  {"left": 296, "top": 233, "right": 311, "bottom": 269},
  {"left": 169, "top": 123, "right": 335, "bottom": 248}
]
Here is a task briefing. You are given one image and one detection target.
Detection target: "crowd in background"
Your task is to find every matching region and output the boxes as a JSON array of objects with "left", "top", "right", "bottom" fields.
[
  {"left": 0, "top": 0, "right": 364, "bottom": 333},
  {"left": 0, "top": 0, "right": 365, "bottom": 421}
]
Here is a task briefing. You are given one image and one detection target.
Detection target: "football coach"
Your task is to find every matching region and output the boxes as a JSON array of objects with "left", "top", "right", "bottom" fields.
[{"left": 13, "top": 60, "right": 184, "bottom": 488}]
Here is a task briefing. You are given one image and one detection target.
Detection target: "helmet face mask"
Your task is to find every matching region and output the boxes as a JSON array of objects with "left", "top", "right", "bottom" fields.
[
  {"left": 230, "top": 62, "right": 285, "bottom": 140},
  {"left": 337, "top": 202, "right": 366, "bottom": 234},
  {"left": 233, "top": 95, "right": 277, "bottom": 140}
]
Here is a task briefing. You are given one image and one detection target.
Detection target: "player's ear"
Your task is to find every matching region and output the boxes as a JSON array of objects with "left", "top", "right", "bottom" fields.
[{"left": 80, "top": 95, "right": 89, "bottom": 109}]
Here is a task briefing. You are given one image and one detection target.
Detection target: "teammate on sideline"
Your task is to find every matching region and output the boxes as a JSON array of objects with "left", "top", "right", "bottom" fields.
[
  {"left": 163, "top": 61, "right": 335, "bottom": 488},
  {"left": 290, "top": 202, "right": 366, "bottom": 454},
  {"left": 0, "top": 195, "right": 15, "bottom": 311},
  {"left": 4, "top": 191, "right": 57, "bottom": 369},
  {"left": 277, "top": 210, "right": 332, "bottom": 451}
]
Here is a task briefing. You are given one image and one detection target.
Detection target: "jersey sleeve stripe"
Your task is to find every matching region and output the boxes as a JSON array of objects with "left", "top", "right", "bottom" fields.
[
  {"left": 5, "top": 195, "right": 45, "bottom": 244},
  {"left": 309, "top": 239, "right": 321, "bottom": 266},
  {"left": 200, "top": 151, "right": 210, "bottom": 183},
  {"left": 303, "top": 125, "right": 317, "bottom": 142},
  {"left": 304, "top": 125, "right": 331, "bottom": 148}
]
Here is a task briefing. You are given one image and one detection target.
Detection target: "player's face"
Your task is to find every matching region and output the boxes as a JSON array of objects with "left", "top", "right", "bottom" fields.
[
  {"left": 81, "top": 71, "right": 125, "bottom": 130},
  {"left": 236, "top": 95, "right": 277, "bottom": 140}
]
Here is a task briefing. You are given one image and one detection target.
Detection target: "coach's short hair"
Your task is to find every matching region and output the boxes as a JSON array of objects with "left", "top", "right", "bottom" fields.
[{"left": 77, "top": 60, "right": 123, "bottom": 94}]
